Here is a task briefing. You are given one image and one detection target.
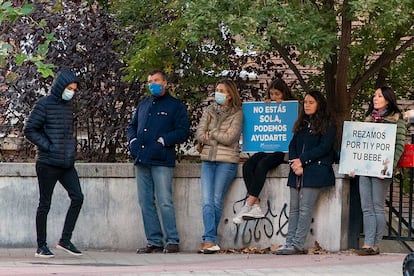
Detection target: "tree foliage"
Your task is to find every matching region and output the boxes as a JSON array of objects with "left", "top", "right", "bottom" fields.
[
  {"left": 112, "top": 0, "right": 414, "bottom": 141},
  {"left": 0, "top": 1, "right": 55, "bottom": 77},
  {"left": 2, "top": 0, "right": 414, "bottom": 162},
  {"left": 0, "top": 0, "right": 138, "bottom": 162},
  {"left": 110, "top": 0, "right": 293, "bottom": 149}
]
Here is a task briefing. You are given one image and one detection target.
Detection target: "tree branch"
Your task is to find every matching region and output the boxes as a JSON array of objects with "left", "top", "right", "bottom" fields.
[
  {"left": 270, "top": 38, "right": 310, "bottom": 92},
  {"left": 350, "top": 36, "right": 414, "bottom": 97}
]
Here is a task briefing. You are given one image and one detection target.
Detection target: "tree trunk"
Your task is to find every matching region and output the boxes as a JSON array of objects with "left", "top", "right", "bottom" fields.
[{"left": 332, "top": 0, "right": 352, "bottom": 148}]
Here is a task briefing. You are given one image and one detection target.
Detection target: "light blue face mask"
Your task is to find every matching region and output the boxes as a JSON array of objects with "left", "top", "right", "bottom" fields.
[
  {"left": 62, "top": 89, "right": 75, "bottom": 101},
  {"left": 149, "top": 83, "right": 164, "bottom": 96},
  {"left": 215, "top": 91, "right": 227, "bottom": 105}
]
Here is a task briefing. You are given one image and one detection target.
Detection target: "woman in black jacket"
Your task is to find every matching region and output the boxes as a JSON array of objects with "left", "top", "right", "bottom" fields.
[
  {"left": 275, "top": 90, "right": 336, "bottom": 255},
  {"left": 233, "top": 77, "right": 296, "bottom": 224}
]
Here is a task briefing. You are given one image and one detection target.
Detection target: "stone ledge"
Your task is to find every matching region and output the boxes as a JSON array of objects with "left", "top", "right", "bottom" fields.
[
  {"left": 0, "top": 162, "right": 349, "bottom": 251},
  {"left": 0, "top": 162, "right": 345, "bottom": 178}
]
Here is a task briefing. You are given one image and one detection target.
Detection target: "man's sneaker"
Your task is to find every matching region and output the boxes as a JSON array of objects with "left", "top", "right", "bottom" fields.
[
  {"left": 242, "top": 204, "right": 265, "bottom": 220},
  {"left": 35, "top": 245, "right": 55, "bottom": 258},
  {"left": 56, "top": 241, "right": 83, "bottom": 256},
  {"left": 232, "top": 204, "right": 252, "bottom": 224},
  {"left": 203, "top": 243, "right": 220, "bottom": 254}
]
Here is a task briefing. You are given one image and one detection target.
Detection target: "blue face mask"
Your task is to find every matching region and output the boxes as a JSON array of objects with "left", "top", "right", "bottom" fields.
[
  {"left": 215, "top": 92, "right": 227, "bottom": 105},
  {"left": 149, "top": 83, "right": 164, "bottom": 96},
  {"left": 62, "top": 89, "right": 75, "bottom": 101}
]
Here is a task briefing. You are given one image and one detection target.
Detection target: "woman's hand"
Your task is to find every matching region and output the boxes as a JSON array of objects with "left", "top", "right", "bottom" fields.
[
  {"left": 290, "top": 158, "right": 303, "bottom": 175},
  {"left": 289, "top": 158, "right": 302, "bottom": 170},
  {"left": 294, "top": 166, "right": 303, "bottom": 176},
  {"left": 201, "top": 132, "right": 210, "bottom": 143}
]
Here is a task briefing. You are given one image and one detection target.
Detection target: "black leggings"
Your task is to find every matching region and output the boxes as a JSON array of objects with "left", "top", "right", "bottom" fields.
[{"left": 242, "top": 152, "right": 285, "bottom": 197}]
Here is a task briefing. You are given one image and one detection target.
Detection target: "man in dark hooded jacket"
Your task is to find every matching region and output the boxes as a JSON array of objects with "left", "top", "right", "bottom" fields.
[{"left": 24, "top": 69, "right": 84, "bottom": 258}]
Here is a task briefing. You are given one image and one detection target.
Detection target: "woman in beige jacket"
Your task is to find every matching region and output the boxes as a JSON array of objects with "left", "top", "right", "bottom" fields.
[{"left": 196, "top": 79, "right": 243, "bottom": 254}]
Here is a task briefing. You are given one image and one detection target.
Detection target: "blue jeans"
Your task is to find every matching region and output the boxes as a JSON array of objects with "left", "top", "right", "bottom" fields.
[
  {"left": 201, "top": 161, "right": 238, "bottom": 243},
  {"left": 359, "top": 176, "right": 391, "bottom": 246},
  {"left": 286, "top": 187, "right": 323, "bottom": 251},
  {"left": 135, "top": 164, "right": 178, "bottom": 246}
]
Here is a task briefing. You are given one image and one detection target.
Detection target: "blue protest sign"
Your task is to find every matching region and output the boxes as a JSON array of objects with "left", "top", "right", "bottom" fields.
[{"left": 242, "top": 101, "right": 298, "bottom": 153}]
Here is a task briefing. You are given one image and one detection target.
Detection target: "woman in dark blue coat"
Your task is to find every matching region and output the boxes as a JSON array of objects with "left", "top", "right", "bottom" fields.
[{"left": 275, "top": 90, "right": 336, "bottom": 255}]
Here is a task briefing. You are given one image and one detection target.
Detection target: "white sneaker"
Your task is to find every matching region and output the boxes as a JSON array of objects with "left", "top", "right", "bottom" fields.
[
  {"left": 242, "top": 204, "right": 265, "bottom": 220},
  {"left": 203, "top": 244, "right": 220, "bottom": 254},
  {"left": 232, "top": 205, "right": 252, "bottom": 224}
]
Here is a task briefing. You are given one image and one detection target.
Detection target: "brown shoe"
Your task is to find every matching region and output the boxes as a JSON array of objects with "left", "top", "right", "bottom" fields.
[
  {"left": 136, "top": 244, "right": 164, "bottom": 254},
  {"left": 163, "top": 243, "right": 179, "bottom": 253},
  {"left": 197, "top": 242, "right": 206, "bottom": 253},
  {"left": 355, "top": 247, "right": 379, "bottom": 256}
]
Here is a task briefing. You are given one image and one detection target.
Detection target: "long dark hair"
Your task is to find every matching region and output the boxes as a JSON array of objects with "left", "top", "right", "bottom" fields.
[
  {"left": 293, "top": 90, "right": 333, "bottom": 135},
  {"left": 266, "top": 77, "right": 295, "bottom": 101},
  {"left": 365, "top": 86, "right": 401, "bottom": 117}
]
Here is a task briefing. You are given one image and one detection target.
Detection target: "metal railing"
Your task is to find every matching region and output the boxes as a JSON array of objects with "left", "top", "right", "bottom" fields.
[{"left": 384, "top": 172, "right": 414, "bottom": 241}]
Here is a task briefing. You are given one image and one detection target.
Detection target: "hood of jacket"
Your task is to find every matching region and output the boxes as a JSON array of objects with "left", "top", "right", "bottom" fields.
[{"left": 50, "top": 70, "right": 79, "bottom": 99}]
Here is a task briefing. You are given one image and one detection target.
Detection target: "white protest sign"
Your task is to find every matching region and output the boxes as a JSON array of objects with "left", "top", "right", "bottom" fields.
[{"left": 338, "top": 121, "right": 396, "bottom": 178}]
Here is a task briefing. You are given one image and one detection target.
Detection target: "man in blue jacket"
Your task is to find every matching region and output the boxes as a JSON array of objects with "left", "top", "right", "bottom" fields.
[
  {"left": 24, "top": 69, "right": 84, "bottom": 258},
  {"left": 127, "top": 70, "right": 189, "bottom": 253}
]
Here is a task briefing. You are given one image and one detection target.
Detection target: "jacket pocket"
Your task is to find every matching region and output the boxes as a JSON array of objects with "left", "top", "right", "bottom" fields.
[{"left": 151, "top": 141, "right": 167, "bottom": 161}]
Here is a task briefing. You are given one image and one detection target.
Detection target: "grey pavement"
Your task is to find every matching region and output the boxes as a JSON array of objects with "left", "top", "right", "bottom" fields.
[{"left": 0, "top": 248, "right": 406, "bottom": 276}]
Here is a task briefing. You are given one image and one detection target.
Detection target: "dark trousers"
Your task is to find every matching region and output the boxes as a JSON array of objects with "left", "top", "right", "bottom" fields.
[
  {"left": 35, "top": 162, "right": 84, "bottom": 247},
  {"left": 242, "top": 152, "right": 285, "bottom": 197}
]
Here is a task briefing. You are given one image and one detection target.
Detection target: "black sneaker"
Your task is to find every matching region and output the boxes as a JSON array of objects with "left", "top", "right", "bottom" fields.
[
  {"left": 163, "top": 243, "right": 179, "bottom": 253},
  {"left": 136, "top": 244, "right": 164, "bottom": 254},
  {"left": 35, "top": 245, "right": 55, "bottom": 258},
  {"left": 56, "top": 241, "right": 83, "bottom": 256}
]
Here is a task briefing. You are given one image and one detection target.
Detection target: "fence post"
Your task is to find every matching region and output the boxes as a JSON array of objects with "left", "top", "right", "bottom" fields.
[{"left": 348, "top": 176, "right": 362, "bottom": 249}]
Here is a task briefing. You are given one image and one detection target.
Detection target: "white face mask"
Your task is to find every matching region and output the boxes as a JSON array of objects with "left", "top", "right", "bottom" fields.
[{"left": 62, "top": 88, "right": 75, "bottom": 101}]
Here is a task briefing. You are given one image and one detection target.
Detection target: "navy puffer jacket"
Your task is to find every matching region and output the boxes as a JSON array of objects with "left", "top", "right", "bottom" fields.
[{"left": 24, "top": 70, "right": 79, "bottom": 168}]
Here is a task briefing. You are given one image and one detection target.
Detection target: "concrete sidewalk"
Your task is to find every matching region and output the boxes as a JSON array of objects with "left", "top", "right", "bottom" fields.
[{"left": 0, "top": 248, "right": 406, "bottom": 276}]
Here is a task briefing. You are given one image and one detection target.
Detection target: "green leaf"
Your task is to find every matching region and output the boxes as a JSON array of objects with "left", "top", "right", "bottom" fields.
[
  {"left": 45, "top": 32, "right": 57, "bottom": 41},
  {"left": 14, "top": 53, "right": 27, "bottom": 66},
  {"left": 39, "top": 19, "right": 47, "bottom": 28},
  {"left": 1, "top": 1, "right": 13, "bottom": 9},
  {"left": 34, "top": 60, "right": 55, "bottom": 78},
  {"left": 20, "top": 3, "right": 33, "bottom": 15},
  {"left": 38, "top": 68, "right": 55, "bottom": 78},
  {"left": 36, "top": 41, "right": 50, "bottom": 57},
  {"left": 0, "top": 43, "right": 13, "bottom": 55}
]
